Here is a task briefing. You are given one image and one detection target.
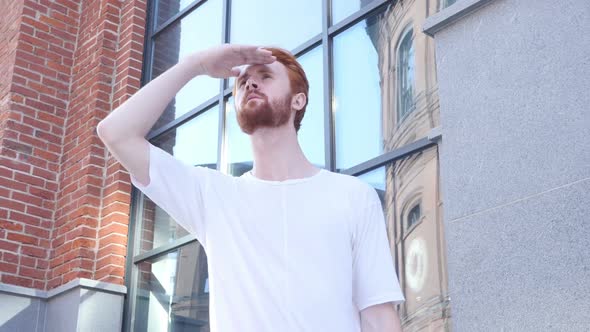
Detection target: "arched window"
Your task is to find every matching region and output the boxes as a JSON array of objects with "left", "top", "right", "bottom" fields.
[
  {"left": 407, "top": 203, "right": 421, "bottom": 229},
  {"left": 397, "top": 28, "right": 415, "bottom": 122},
  {"left": 444, "top": 0, "right": 457, "bottom": 8}
]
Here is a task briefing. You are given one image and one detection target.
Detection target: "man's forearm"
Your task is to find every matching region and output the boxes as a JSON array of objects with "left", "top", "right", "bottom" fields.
[
  {"left": 360, "top": 303, "right": 403, "bottom": 332},
  {"left": 97, "top": 53, "right": 203, "bottom": 143}
]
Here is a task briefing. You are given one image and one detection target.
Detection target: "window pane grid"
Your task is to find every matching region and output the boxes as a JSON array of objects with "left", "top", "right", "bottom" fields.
[{"left": 137, "top": 0, "right": 439, "bottom": 257}]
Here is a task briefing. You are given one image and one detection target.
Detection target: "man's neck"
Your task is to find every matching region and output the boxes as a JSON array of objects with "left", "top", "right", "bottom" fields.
[{"left": 249, "top": 125, "right": 318, "bottom": 181}]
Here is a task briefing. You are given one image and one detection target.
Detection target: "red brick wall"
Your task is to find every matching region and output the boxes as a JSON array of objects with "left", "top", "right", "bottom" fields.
[
  {"left": 0, "top": 0, "right": 26, "bottom": 285},
  {"left": 0, "top": 0, "right": 146, "bottom": 290}
]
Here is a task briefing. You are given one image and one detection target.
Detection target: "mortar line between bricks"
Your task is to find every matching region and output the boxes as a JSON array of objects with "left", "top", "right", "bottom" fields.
[{"left": 449, "top": 177, "right": 590, "bottom": 224}]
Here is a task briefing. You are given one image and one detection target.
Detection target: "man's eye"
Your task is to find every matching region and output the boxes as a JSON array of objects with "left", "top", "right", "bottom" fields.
[{"left": 262, "top": 74, "right": 271, "bottom": 79}]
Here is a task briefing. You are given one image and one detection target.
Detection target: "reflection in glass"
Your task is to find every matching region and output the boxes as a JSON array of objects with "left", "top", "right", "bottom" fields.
[
  {"left": 138, "top": 195, "right": 190, "bottom": 253},
  {"left": 376, "top": 5, "right": 440, "bottom": 153},
  {"left": 356, "top": 146, "right": 450, "bottom": 331},
  {"left": 133, "top": 242, "right": 209, "bottom": 332},
  {"left": 331, "top": 0, "right": 373, "bottom": 26},
  {"left": 156, "top": 0, "right": 195, "bottom": 27},
  {"left": 444, "top": 0, "right": 457, "bottom": 8},
  {"left": 230, "top": 0, "right": 322, "bottom": 51},
  {"left": 334, "top": 2, "right": 441, "bottom": 169},
  {"left": 397, "top": 29, "right": 415, "bottom": 122},
  {"left": 151, "top": 0, "right": 222, "bottom": 130},
  {"left": 406, "top": 204, "right": 421, "bottom": 229},
  {"left": 333, "top": 12, "right": 384, "bottom": 170}
]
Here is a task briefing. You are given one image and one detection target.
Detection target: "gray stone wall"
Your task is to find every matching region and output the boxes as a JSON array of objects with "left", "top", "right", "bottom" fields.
[
  {"left": 424, "top": 0, "right": 590, "bottom": 330},
  {"left": 0, "top": 279, "right": 126, "bottom": 332}
]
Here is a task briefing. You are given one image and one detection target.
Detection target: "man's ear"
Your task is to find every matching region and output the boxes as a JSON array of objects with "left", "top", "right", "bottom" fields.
[{"left": 291, "top": 92, "right": 307, "bottom": 111}]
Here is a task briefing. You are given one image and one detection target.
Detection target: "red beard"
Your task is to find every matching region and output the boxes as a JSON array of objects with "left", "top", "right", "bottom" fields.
[{"left": 237, "top": 91, "right": 292, "bottom": 134}]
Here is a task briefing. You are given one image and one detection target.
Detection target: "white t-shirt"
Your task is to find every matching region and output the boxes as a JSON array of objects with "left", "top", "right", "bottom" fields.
[{"left": 131, "top": 144, "right": 405, "bottom": 332}]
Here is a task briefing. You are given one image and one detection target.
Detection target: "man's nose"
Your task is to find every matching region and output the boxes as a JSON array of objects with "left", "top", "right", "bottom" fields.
[{"left": 246, "top": 79, "right": 258, "bottom": 90}]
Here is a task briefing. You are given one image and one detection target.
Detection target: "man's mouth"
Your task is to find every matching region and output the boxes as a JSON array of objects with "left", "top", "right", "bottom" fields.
[{"left": 247, "top": 93, "right": 263, "bottom": 101}]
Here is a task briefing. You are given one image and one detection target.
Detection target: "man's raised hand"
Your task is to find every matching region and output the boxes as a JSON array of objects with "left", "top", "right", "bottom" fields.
[{"left": 192, "top": 44, "right": 276, "bottom": 79}]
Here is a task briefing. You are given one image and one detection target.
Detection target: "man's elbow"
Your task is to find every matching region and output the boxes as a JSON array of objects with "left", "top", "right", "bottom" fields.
[
  {"left": 360, "top": 302, "right": 402, "bottom": 332},
  {"left": 96, "top": 120, "right": 113, "bottom": 143}
]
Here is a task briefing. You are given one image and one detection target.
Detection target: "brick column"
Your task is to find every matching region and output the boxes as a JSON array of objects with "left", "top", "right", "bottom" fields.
[{"left": 0, "top": 0, "right": 146, "bottom": 292}]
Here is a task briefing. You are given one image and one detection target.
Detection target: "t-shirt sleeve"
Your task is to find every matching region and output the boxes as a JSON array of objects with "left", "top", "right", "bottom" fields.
[
  {"left": 352, "top": 190, "right": 405, "bottom": 311},
  {"left": 129, "top": 143, "right": 213, "bottom": 246}
]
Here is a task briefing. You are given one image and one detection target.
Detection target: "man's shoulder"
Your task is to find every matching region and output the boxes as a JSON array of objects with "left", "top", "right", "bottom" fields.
[
  {"left": 191, "top": 166, "right": 237, "bottom": 187},
  {"left": 319, "top": 169, "right": 377, "bottom": 197}
]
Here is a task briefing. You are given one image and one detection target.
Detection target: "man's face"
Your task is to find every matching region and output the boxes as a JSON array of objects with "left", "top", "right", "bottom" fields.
[{"left": 234, "top": 61, "right": 293, "bottom": 134}]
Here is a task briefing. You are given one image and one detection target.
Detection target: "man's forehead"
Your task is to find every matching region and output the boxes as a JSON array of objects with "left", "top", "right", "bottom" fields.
[{"left": 237, "top": 63, "right": 279, "bottom": 78}]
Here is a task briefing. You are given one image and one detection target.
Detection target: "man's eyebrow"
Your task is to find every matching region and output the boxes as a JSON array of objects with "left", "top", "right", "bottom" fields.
[
  {"left": 237, "top": 67, "right": 273, "bottom": 84},
  {"left": 237, "top": 72, "right": 250, "bottom": 84}
]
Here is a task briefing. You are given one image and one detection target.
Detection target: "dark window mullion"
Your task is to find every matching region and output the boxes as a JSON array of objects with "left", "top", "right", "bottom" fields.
[
  {"left": 133, "top": 234, "right": 199, "bottom": 264},
  {"left": 327, "top": 0, "right": 389, "bottom": 37},
  {"left": 341, "top": 137, "right": 438, "bottom": 176},
  {"left": 125, "top": 0, "right": 157, "bottom": 329},
  {"left": 123, "top": 190, "right": 146, "bottom": 332},
  {"left": 323, "top": 0, "right": 335, "bottom": 171},
  {"left": 217, "top": 0, "right": 230, "bottom": 172}
]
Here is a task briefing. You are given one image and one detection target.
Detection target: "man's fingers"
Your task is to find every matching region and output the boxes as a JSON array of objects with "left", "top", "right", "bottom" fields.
[
  {"left": 256, "top": 47, "right": 273, "bottom": 56},
  {"left": 249, "top": 50, "right": 276, "bottom": 64},
  {"left": 238, "top": 46, "right": 274, "bottom": 63},
  {"left": 230, "top": 67, "right": 241, "bottom": 77}
]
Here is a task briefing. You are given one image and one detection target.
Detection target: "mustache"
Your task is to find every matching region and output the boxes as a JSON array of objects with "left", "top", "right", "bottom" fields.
[{"left": 245, "top": 91, "right": 266, "bottom": 101}]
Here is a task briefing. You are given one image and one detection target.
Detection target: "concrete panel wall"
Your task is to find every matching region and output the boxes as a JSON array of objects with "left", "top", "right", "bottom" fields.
[
  {"left": 0, "top": 279, "right": 126, "bottom": 332},
  {"left": 424, "top": 0, "right": 590, "bottom": 330},
  {"left": 0, "top": 293, "right": 45, "bottom": 332},
  {"left": 45, "top": 289, "right": 80, "bottom": 332},
  {"left": 77, "top": 289, "right": 125, "bottom": 332}
]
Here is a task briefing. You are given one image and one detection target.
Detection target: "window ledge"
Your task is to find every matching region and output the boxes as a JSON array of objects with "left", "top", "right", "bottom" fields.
[
  {"left": 423, "top": 0, "right": 496, "bottom": 37},
  {"left": 0, "top": 278, "right": 127, "bottom": 299}
]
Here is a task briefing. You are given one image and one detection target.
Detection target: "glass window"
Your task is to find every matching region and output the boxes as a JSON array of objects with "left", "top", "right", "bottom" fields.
[
  {"left": 334, "top": 12, "right": 438, "bottom": 170},
  {"left": 356, "top": 146, "right": 449, "bottom": 326},
  {"left": 138, "top": 196, "right": 190, "bottom": 253},
  {"left": 333, "top": 12, "right": 384, "bottom": 170},
  {"left": 397, "top": 29, "right": 415, "bottom": 122},
  {"left": 444, "top": 0, "right": 457, "bottom": 8},
  {"left": 407, "top": 204, "right": 421, "bottom": 229},
  {"left": 331, "top": 0, "right": 373, "bottom": 26},
  {"left": 294, "top": 46, "right": 325, "bottom": 168},
  {"left": 152, "top": 106, "right": 219, "bottom": 168},
  {"left": 223, "top": 97, "right": 252, "bottom": 176},
  {"left": 155, "top": 0, "right": 195, "bottom": 27},
  {"left": 230, "top": 0, "right": 322, "bottom": 51},
  {"left": 133, "top": 242, "right": 209, "bottom": 331},
  {"left": 138, "top": 107, "right": 218, "bottom": 253},
  {"left": 151, "top": 0, "right": 223, "bottom": 130}
]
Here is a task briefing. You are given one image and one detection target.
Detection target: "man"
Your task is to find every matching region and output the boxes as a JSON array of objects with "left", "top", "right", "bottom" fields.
[{"left": 97, "top": 44, "right": 404, "bottom": 331}]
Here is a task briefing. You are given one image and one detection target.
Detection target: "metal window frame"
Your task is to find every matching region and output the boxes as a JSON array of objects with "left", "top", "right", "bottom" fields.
[{"left": 123, "top": 0, "right": 440, "bottom": 331}]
